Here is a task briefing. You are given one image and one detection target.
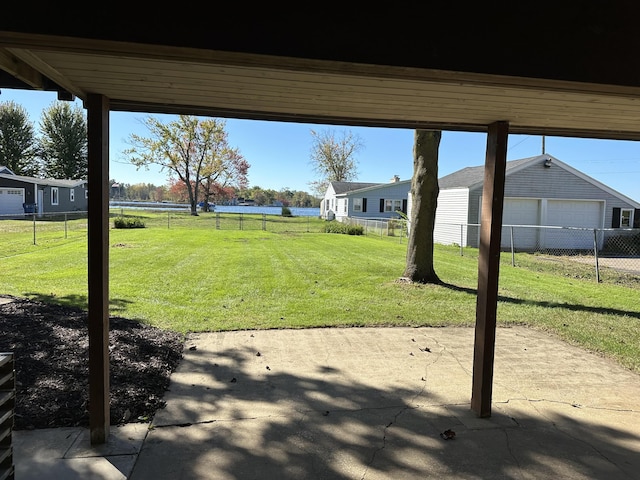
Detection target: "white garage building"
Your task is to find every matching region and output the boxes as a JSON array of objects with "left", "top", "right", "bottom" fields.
[{"left": 420, "top": 154, "right": 640, "bottom": 251}]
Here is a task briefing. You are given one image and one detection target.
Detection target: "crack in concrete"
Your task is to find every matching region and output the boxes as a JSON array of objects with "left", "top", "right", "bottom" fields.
[
  {"left": 496, "top": 397, "right": 637, "bottom": 478},
  {"left": 360, "top": 370, "right": 429, "bottom": 480},
  {"left": 502, "top": 429, "right": 524, "bottom": 479},
  {"left": 152, "top": 419, "right": 216, "bottom": 429},
  {"left": 497, "top": 397, "right": 639, "bottom": 413},
  {"left": 430, "top": 336, "right": 473, "bottom": 376},
  {"left": 545, "top": 417, "right": 637, "bottom": 480}
]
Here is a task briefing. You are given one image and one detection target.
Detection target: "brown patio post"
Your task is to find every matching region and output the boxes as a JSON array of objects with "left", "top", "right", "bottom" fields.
[
  {"left": 471, "top": 120, "right": 509, "bottom": 417},
  {"left": 86, "top": 94, "right": 110, "bottom": 444}
]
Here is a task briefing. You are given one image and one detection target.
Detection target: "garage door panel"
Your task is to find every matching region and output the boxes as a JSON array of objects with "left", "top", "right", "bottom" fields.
[
  {"left": 547, "top": 200, "right": 602, "bottom": 228},
  {"left": 545, "top": 200, "right": 602, "bottom": 250},
  {"left": 0, "top": 188, "right": 25, "bottom": 215},
  {"left": 502, "top": 198, "right": 539, "bottom": 249}
]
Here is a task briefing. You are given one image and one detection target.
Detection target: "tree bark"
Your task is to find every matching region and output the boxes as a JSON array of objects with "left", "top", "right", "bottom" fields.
[{"left": 402, "top": 130, "right": 441, "bottom": 284}]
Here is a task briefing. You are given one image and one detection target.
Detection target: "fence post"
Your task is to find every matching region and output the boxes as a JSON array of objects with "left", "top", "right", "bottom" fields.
[
  {"left": 593, "top": 229, "right": 600, "bottom": 283},
  {"left": 32, "top": 213, "right": 36, "bottom": 245},
  {"left": 510, "top": 226, "right": 515, "bottom": 266}
]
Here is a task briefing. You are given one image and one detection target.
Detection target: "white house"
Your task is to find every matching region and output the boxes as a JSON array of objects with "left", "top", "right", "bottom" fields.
[
  {"left": 322, "top": 175, "right": 411, "bottom": 221},
  {"left": 409, "top": 154, "right": 640, "bottom": 251}
]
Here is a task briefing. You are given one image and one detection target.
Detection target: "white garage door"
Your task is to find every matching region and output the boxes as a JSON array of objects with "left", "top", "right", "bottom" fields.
[
  {"left": 0, "top": 188, "right": 25, "bottom": 215},
  {"left": 544, "top": 200, "right": 603, "bottom": 250},
  {"left": 501, "top": 198, "right": 539, "bottom": 249}
]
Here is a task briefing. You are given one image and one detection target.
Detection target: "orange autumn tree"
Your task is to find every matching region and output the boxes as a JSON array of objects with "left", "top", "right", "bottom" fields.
[{"left": 125, "top": 115, "right": 249, "bottom": 215}]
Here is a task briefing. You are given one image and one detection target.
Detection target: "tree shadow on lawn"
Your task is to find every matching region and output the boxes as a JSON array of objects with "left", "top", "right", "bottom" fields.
[
  {"left": 441, "top": 282, "right": 640, "bottom": 320},
  {"left": 132, "top": 339, "right": 640, "bottom": 480},
  {"left": 21, "top": 292, "right": 134, "bottom": 313}
]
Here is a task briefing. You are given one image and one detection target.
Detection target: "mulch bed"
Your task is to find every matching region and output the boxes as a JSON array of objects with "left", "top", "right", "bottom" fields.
[{"left": 0, "top": 295, "right": 184, "bottom": 430}]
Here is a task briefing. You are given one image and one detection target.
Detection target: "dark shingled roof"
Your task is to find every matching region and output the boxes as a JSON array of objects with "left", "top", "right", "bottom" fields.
[
  {"left": 331, "top": 181, "right": 382, "bottom": 194},
  {"left": 438, "top": 156, "right": 542, "bottom": 189}
]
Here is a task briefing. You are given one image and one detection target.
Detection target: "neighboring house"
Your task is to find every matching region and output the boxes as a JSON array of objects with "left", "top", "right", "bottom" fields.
[
  {"left": 410, "top": 154, "right": 640, "bottom": 250},
  {"left": 322, "top": 175, "right": 411, "bottom": 221},
  {"left": 0, "top": 167, "right": 88, "bottom": 215}
]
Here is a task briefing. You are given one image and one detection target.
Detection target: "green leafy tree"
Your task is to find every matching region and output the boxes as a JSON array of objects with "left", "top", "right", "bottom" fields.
[
  {"left": 308, "top": 128, "right": 363, "bottom": 196},
  {"left": 402, "top": 130, "right": 442, "bottom": 284},
  {"left": 0, "top": 101, "right": 38, "bottom": 176},
  {"left": 38, "top": 101, "right": 88, "bottom": 179},
  {"left": 124, "top": 115, "right": 248, "bottom": 215}
]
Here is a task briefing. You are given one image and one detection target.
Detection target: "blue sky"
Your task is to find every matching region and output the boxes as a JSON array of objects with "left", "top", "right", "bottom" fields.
[{"left": 2, "top": 89, "right": 640, "bottom": 201}]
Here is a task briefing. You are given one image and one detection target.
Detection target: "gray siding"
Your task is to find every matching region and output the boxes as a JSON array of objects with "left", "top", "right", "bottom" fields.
[
  {"left": 470, "top": 162, "right": 638, "bottom": 230},
  {"left": 39, "top": 184, "right": 88, "bottom": 213},
  {"left": 347, "top": 182, "right": 410, "bottom": 220}
]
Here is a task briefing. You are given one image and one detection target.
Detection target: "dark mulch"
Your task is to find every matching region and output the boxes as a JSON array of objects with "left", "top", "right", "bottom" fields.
[{"left": 0, "top": 295, "right": 184, "bottom": 430}]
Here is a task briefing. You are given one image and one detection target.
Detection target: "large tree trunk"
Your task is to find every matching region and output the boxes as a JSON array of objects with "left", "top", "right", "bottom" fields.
[{"left": 402, "top": 130, "right": 441, "bottom": 284}]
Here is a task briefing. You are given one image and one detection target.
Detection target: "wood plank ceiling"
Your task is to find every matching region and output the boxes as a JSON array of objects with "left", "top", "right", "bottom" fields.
[{"left": 2, "top": 28, "right": 640, "bottom": 141}]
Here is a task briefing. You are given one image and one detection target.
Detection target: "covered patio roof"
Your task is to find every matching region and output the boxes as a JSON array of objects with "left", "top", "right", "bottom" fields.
[{"left": 2, "top": 5, "right": 639, "bottom": 444}]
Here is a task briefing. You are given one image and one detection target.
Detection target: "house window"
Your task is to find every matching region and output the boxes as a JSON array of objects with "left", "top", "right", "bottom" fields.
[
  {"left": 353, "top": 198, "right": 362, "bottom": 212},
  {"left": 51, "top": 187, "right": 59, "bottom": 205},
  {"left": 85, "top": 190, "right": 88, "bottom": 199},
  {"left": 343, "top": 199, "right": 347, "bottom": 213},
  {"left": 325, "top": 199, "right": 329, "bottom": 211},
  {"left": 70, "top": 189, "right": 75, "bottom": 202},
  {"left": 621, "top": 209, "right": 633, "bottom": 227},
  {"left": 385, "top": 199, "right": 402, "bottom": 212}
]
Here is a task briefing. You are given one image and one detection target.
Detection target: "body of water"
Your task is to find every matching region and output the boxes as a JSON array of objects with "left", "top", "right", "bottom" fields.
[
  {"left": 110, "top": 202, "right": 321, "bottom": 217},
  {"left": 214, "top": 205, "right": 320, "bottom": 217}
]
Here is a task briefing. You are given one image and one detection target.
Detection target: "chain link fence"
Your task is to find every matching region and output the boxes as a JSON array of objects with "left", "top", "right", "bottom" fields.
[
  {"left": 436, "top": 222, "right": 640, "bottom": 281},
  {"left": 3, "top": 211, "right": 638, "bottom": 282},
  {"left": 345, "top": 216, "right": 408, "bottom": 242},
  {"left": 0, "top": 209, "right": 323, "bottom": 249}
]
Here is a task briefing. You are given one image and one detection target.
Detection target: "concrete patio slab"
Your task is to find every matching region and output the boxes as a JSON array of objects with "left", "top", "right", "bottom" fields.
[
  {"left": 11, "top": 326, "right": 640, "bottom": 479},
  {"left": 130, "top": 326, "right": 640, "bottom": 479}
]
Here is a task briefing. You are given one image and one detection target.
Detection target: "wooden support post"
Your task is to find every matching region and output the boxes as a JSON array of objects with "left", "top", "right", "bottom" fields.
[
  {"left": 471, "top": 121, "right": 509, "bottom": 417},
  {"left": 86, "top": 94, "right": 110, "bottom": 444}
]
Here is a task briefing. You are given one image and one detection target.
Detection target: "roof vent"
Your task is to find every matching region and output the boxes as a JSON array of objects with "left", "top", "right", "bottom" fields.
[{"left": 543, "top": 157, "right": 552, "bottom": 168}]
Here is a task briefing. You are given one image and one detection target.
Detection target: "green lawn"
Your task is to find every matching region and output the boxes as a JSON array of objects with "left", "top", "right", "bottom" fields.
[{"left": 1, "top": 215, "right": 639, "bottom": 373}]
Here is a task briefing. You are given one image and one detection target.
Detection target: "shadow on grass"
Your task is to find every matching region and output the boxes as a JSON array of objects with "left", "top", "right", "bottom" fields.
[
  {"left": 440, "top": 282, "right": 640, "bottom": 320},
  {"left": 21, "top": 292, "right": 135, "bottom": 313},
  {"left": 23, "top": 291, "right": 88, "bottom": 309}
]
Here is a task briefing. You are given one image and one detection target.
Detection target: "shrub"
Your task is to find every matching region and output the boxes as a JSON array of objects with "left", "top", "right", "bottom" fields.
[
  {"left": 323, "top": 221, "right": 364, "bottom": 235},
  {"left": 114, "top": 217, "right": 146, "bottom": 229},
  {"left": 281, "top": 206, "right": 292, "bottom": 217}
]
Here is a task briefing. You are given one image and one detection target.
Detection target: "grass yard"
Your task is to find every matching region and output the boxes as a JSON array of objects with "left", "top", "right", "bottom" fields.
[{"left": 1, "top": 214, "right": 639, "bottom": 373}]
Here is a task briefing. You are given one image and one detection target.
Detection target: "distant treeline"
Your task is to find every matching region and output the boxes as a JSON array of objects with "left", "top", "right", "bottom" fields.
[{"left": 109, "top": 181, "right": 320, "bottom": 208}]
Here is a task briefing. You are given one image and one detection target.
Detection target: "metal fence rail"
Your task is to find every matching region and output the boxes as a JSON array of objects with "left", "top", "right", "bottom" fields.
[
  {"left": 0, "top": 209, "right": 322, "bottom": 246},
  {"left": 436, "top": 222, "right": 640, "bottom": 281},
  {"left": 3, "top": 211, "right": 638, "bottom": 282},
  {"left": 346, "top": 216, "right": 408, "bottom": 241}
]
